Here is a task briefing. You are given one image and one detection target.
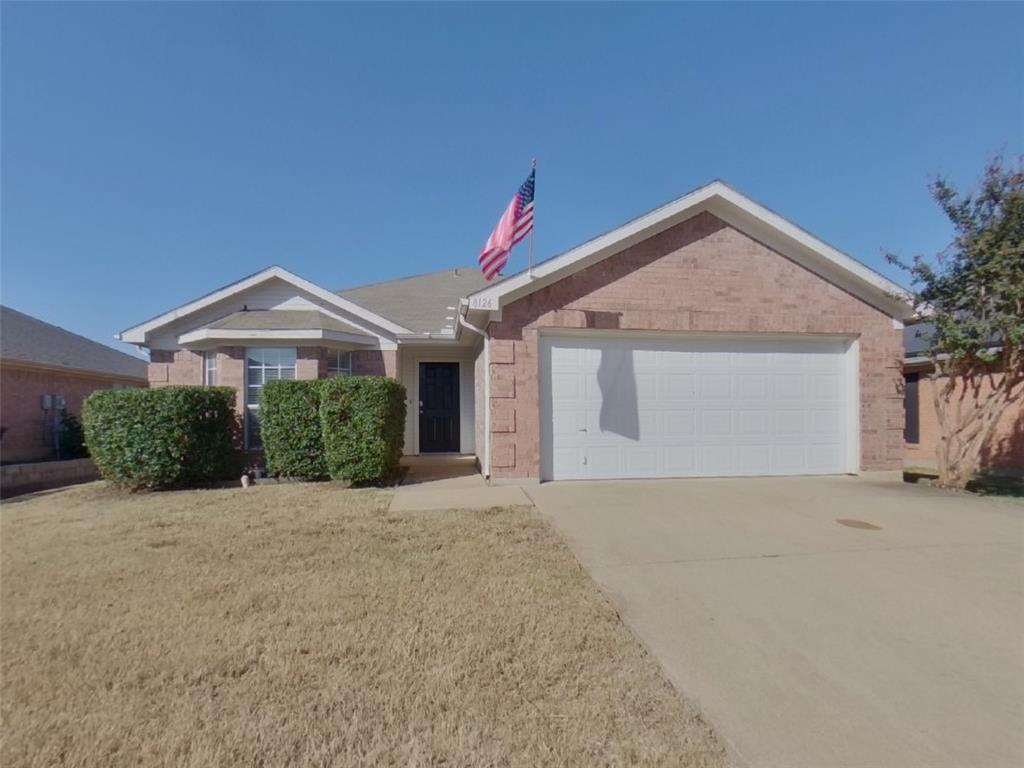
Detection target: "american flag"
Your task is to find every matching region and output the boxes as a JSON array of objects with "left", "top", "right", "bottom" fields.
[{"left": 479, "top": 167, "right": 535, "bottom": 281}]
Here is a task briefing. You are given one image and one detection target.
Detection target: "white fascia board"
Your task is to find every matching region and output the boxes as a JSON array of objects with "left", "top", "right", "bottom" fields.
[
  {"left": 120, "top": 266, "right": 411, "bottom": 343},
  {"left": 394, "top": 333, "right": 471, "bottom": 347},
  {"left": 465, "top": 181, "right": 914, "bottom": 319},
  {"left": 177, "top": 328, "right": 380, "bottom": 346}
]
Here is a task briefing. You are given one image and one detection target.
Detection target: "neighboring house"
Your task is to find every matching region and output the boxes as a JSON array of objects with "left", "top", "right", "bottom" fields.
[
  {"left": 1, "top": 306, "right": 148, "bottom": 462},
  {"left": 903, "top": 322, "right": 1023, "bottom": 473},
  {"left": 119, "top": 181, "right": 914, "bottom": 482}
]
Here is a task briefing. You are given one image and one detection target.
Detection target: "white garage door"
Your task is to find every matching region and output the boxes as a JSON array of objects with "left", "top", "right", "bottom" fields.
[{"left": 540, "top": 335, "right": 855, "bottom": 480}]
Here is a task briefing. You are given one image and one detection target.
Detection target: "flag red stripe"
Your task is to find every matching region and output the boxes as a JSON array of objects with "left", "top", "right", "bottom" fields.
[
  {"left": 480, "top": 248, "right": 509, "bottom": 274},
  {"left": 513, "top": 214, "right": 534, "bottom": 233}
]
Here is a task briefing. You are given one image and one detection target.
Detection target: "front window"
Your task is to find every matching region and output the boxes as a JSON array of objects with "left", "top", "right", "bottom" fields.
[
  {"left": 203, "top": 351, "right": 218, "bottom": 386},
  {"left": 327, "top": 350, "right": 353, "bottom": 377},
  {"left": 245, "top": 348, "right": 296, "bottom": 448}
]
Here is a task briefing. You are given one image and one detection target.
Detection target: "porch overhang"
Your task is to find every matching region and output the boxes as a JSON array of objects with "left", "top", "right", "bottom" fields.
[
  {"left": 176, "top": 309, "right": 384, "bottom": 350},
  {"left": 177, "top": 327, "right": 380, "bottom": 350}
]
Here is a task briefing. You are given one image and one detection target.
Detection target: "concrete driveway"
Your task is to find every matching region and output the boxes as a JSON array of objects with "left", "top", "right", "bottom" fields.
[{"left": 528, "top": 474, "right": 1024, "bottom": 768}]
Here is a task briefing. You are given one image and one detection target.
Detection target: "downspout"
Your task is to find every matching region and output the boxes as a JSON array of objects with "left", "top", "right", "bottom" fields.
[{"left": 458, "top": 305, "right": 491, "bottom": 478}]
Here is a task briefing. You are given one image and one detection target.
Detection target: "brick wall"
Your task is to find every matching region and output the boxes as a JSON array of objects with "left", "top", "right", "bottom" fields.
[
  {"left": 1, "top": 365, "right": 144, "bottom": 463},
  {"left": 297, "top": 347, "right": 325, "bottom": 380},
  {"left": 352, "top": 349, "right": 398, "bottom": 377},
  {"left": 148, "top": 349, "right": 202, "bottom": 386},
  {"left": 486, "top": 211, "right": 905, "bottom": 479},
  {"left": 906, "top": 369, "right": 1024, "bottom": 473}
]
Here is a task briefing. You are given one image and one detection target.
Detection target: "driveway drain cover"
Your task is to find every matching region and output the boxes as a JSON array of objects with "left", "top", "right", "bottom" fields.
[{"left": 836, "top": 518, "right": 882, "bottom": 530}]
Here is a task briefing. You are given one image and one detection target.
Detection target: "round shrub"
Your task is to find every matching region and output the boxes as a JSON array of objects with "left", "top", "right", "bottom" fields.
[
  {"left": 260, "top": 380, "right": 328, "bottom": 480},
  {"left": 320, "top": 377, "right": 406, "bottom": 485},
  {"left": 83, "top": 387, "right": 238, "bottom": 490}
]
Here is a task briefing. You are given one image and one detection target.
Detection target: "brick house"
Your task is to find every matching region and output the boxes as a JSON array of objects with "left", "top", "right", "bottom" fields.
[
  {"left": 1, "top": 306, "right": 148, "bottom": 462},
  {"left": 903, "top": 323, "right": 1023, "bottom": 474},
  {"left": 120, "top": 181, "right": 915, "bottom": 482}
]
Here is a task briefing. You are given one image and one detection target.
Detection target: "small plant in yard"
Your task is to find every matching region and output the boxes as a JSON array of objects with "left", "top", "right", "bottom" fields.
[
  {"left": 259, "top": 380, "right": 328, "bottom": 480},
  {"left": 888, "top": 156, "right": 1024, "bottom": 489},
  {"left": 83, "top": 386, "right": 238, "bottom": 490},
  {"left": 320, "top": 376, "right": 406, "bottom": 484},
  {"left": 57, "top": 409, "right": 89, "bottom": 459}
]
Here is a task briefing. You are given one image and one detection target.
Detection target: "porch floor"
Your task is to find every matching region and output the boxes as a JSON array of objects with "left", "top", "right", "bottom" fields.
[
  {"left": 398, "top": 454, "right": 482, "bottom": 487},
  {"left": 391, "top": 455, "right": 532, "bottom": 512}
]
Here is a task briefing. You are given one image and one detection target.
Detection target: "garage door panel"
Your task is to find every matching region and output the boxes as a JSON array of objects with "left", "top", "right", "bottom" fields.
[
  {"left": 775, "top": 373, "right": 805, "bottom": 399},
  {"left": 662, "top": 373, "right": 696, "bottom": 400},
  {"left": 551, "top": 447, "right": 582, "bottom": 479},
  {"left": 701, "top": 445, "right": 734, "bottom": 475},
  {"left": 552, "top": 409, "right": 587, "bottom": 437},
  {"left": 551, "top": 372, "right": 581, "bottom": 400},
  {"left": 664, "top": 410, "right": 696, "bottom": 437},
  {"left": 542, "top": 336, "right": 851, "bottom": 480},
  {"left": 664, "top": 446, "right": 696, "bottom": 473},
  {"left": 637, "top": 411, "right": 659, "bottom": 440},
  {"left": 737, "top": 445, "right": 772, "bottom": 474},
  {"left": 588, "top": 446, "right": 622, "bottom": 476},
  {"left": 809, "top": 374, "right": 842, "bottom": 400},
  {"left": 771, "top": 444, "right": 805, "bottom": 473},
  {"left": 702, "top": 410, "right": 733, "bottom": 436},
  {"left": 807, "top": 444, "right": 842, "bottom": 472},
  {"left": 699, "top": 374, "right": 732, "bottom": 399},
  {"left": 625, "top": 446, "right": 659, "bottom": 476},
  {"left": 736, "top": 374, "right": 770, "bottom": 399},
  {"left": 809, "top": 409, "right": 842, "bottom": 436},
  {"left": 737, "top": 410, "right": 771, "bottom": 436}
]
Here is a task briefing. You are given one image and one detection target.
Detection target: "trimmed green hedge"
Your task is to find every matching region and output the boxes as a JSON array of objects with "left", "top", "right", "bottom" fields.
[
  {"left": 83, "top": 387, "right": 237, "bottom": 490},
  {"left": 320, "top": 377, "right": 406, "bottom": 485},
  {"left": 260, "top": 380, "right": 328, "bottom": 480}
]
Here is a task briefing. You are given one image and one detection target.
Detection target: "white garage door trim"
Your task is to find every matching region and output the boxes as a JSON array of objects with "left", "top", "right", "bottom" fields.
[{"left": 539, "top": 331, "right": 860, "bottom": 481}]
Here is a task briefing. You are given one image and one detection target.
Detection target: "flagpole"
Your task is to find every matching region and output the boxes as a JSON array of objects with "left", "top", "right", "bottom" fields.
[{"left": 528, "top": 157, "right": 536, "bottom": 278}]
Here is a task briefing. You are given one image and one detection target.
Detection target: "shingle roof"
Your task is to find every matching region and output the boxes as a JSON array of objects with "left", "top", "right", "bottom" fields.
[
  {"left": 1, "top": 305, "right": 148, "bottom": 380},
  {"left": 336, "top": 266, "right": 501, "bottom": 334},
  {"left": 207, "top": 309, "right": 374, "bottom": 338}
]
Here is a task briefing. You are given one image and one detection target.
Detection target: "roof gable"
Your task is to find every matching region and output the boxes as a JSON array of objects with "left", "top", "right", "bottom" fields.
[
  {"left": 119, "top": 266, "right": 411, "bottom": 345},
  {"left": 466, "top": 181, "right": 913, "bottom": 320}
]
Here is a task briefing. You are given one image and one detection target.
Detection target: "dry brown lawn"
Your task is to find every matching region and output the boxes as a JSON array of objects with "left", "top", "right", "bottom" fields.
[{"left": 1, "top": 482, "right": 725, "bottom": 767}]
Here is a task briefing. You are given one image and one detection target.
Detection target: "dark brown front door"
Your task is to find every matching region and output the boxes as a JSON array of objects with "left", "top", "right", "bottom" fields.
[{"left": 419, "top": 362, "right": 460, "bottom": 453}]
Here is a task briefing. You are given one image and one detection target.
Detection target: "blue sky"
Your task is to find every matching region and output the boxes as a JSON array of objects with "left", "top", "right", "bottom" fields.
[{"left": 3, "top": 2, "right": 1022, "bottom": 354}]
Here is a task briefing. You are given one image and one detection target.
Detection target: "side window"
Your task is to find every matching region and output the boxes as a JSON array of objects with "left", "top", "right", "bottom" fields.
[
  {"left": 203, "top": 351, "right": 218, "bottom": 386},
  {"left": 327, "top": 350, "right": 353, "bottom": 377},
  {"left": 903, "top": 372, "right": 920, "bottom": 444}
]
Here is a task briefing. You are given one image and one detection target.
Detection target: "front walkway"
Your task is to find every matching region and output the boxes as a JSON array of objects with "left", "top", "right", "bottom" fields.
[
  {"left": 530, "top": 473, "right": 1024, "bottom": 768},
  {"left": 388, "top": 455, "right": 531, "bottom": 511}
]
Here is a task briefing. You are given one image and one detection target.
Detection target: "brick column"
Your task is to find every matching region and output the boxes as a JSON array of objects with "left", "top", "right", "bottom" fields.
[
  {"left": 489, "top": 338, "right": 518, "bottom": 472},
  {"left": 217, "top": 347, "right": 246, "bottom": 450},
  {"left": 296, "top": 347, "right": 324, "bottom": 380}
]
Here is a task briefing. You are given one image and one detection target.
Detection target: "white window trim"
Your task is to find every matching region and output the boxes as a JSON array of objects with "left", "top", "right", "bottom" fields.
[
  {"left": 244, "top": 347, "right": 297, "bottom": 449},
  {"left": 327, "top": 350, "right": 353, "bottom": 377},
  {"left": 203, "top": 351, "right": 218, "bottom": 386}
]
